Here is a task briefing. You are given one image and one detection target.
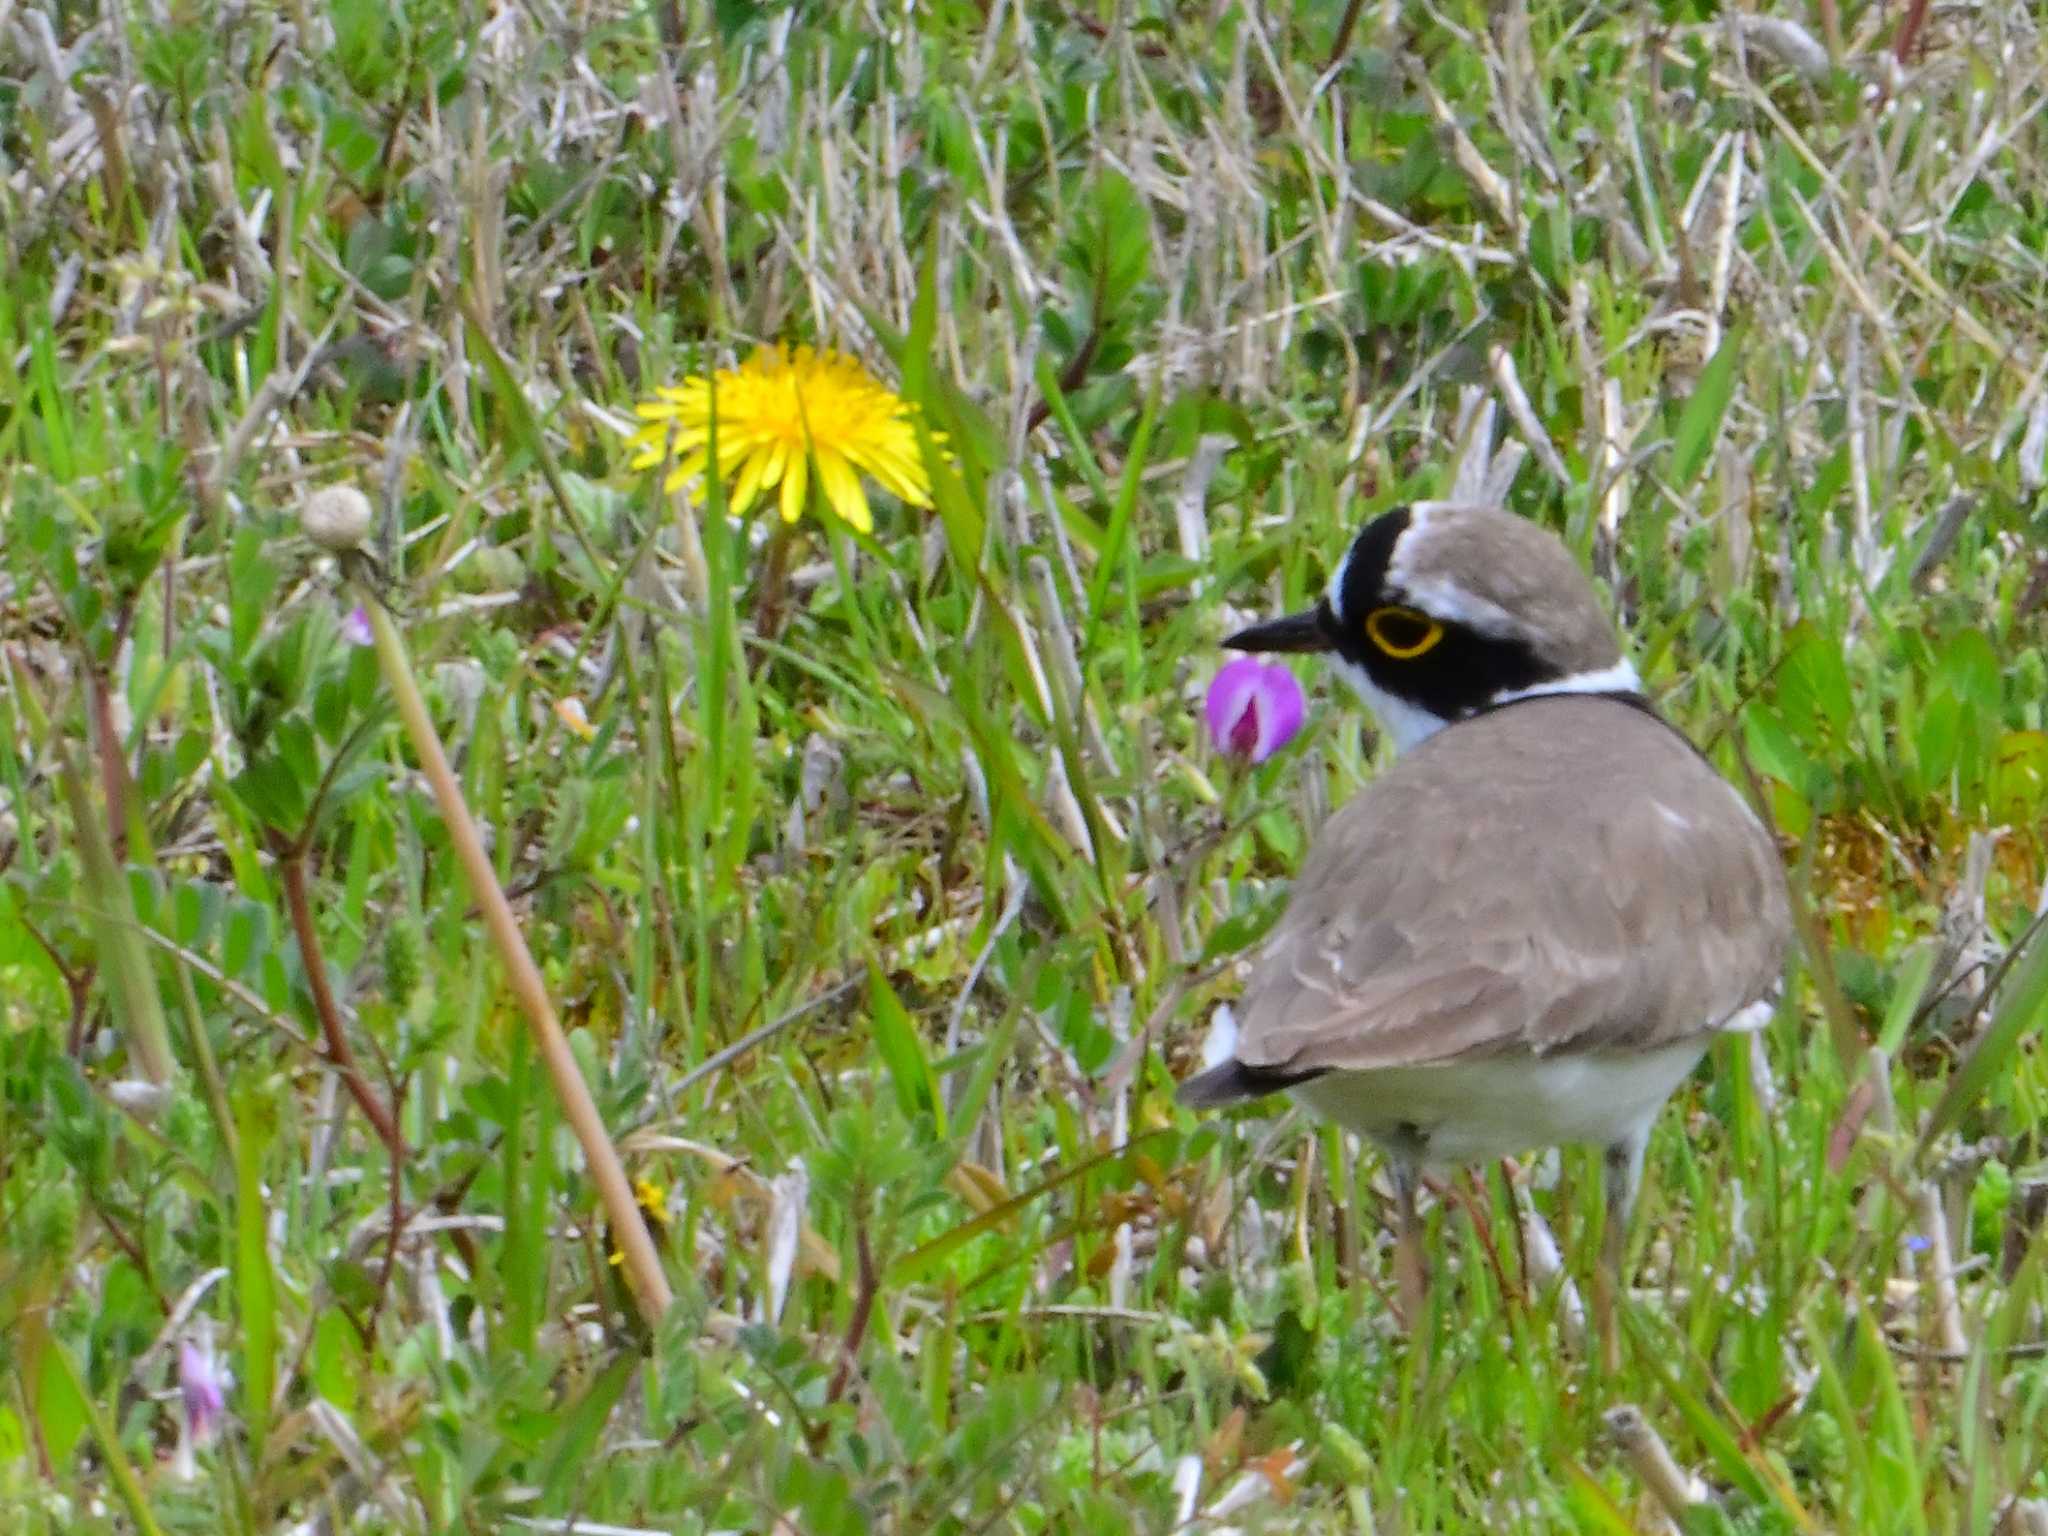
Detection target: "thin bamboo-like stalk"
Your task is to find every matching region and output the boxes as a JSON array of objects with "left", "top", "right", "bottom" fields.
[
  {"left": 354, "top": 580, "right": 673, "bottom": 1326},
  {"left": 1605, "top": 1404, "right": 1706, "bottom": 1532}
]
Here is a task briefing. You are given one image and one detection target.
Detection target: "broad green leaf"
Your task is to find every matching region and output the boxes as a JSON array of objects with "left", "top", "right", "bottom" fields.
[
  {"left": 538, "top": 1354, "right": 636, "bottom": 1506},
  {"left": 1201, "top": 894, "right": 1288, "bottom": 963},
  {"left": 1992, "top": 730, "right": 2048, "bottom": 820},
  {"left": 867, "top": 960, "right": 941, "bottom": 1135},
  {"left": 1877, "top": 945, "right": 1937, "bottom": 1055},
  {"left": 945, "top": 1002, "right": 1023, "bottom": 1155},
  {"left": 1914, "top": 688, "right": 1963, "bottom": 791},
  {"left": 49, "top": 1342, "right": 168, "bottom": 1536},
  {"left": 1774, "top": 623, "right": 1853, "bottom": 743},
  {"left": 34, "top": 1341, "right": 87, "bottom": 1472},
  {"left": 1934, "top": 628, "right": 2001, "bottom": 717},
  {"left": 312, "top": 1309, "right": 363, "bottom": 1415},
  {"left": 1918, "top": 915, "right": 2048, "bottom": 1158},
  {"left": 1671, "top": 328, "right": 1743, "bottom": 488},
  {"left": 236, "top": 1086, "right": 278, "bottom": 1455}
]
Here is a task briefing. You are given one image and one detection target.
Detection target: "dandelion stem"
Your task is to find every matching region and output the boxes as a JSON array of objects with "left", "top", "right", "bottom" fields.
[{"left": 751, "top": 517, "right": 799, "bottom": 647}]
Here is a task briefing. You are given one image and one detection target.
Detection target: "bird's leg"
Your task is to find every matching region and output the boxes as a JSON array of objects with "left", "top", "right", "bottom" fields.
[
  {"left": 1596, "top": 1130, "right": 1648, "bottom": 1371},
  {"left": 1391, "top": 1156, "right": 1427, "bottom": 1327}
]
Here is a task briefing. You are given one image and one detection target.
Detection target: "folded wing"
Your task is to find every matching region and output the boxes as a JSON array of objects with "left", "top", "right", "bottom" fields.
[{"left": 1230, "top": 698, "right": 1789, "bottom": 1081}]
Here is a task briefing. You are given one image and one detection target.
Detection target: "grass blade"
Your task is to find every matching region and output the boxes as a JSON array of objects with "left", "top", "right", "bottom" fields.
[
  {"left": 1917, "top": 910, "right": 2048, "bottom": 1160},
  {"left": 235, "top": 1085, "right": 277, "bottom": 1457},
  {"left": 1671, "top": 328, "right": 1743, "bottom": 488}
]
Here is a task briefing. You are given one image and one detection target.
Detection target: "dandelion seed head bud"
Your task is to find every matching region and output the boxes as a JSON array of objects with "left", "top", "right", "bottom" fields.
[{"left": 300, "top": 484, "right": 374, "bottom": 552}]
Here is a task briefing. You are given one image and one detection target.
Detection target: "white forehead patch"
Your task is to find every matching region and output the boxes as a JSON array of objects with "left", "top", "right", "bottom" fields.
[
  {"left": 1399, "top": 577, "right": 1525, "bottom": 637},
  {"left": 1385, "top": 503, "right": 1530, "bottom": 639},
  {"left": 1325, "top": 537, "right": 1356, "bottom": 622}
]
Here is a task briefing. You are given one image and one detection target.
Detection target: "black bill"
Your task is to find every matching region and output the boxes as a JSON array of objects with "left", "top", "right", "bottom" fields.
[{"left": 1223, "top": 607, "right": 1331, "bottom": 653}]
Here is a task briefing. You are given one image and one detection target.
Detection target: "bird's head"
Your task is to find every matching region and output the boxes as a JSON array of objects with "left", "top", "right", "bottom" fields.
[{"left": 1226, "top": 503, "right": 1639, "bottom": 752}]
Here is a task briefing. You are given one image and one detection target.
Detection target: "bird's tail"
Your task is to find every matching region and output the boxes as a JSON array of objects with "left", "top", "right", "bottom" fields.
[{"left": 1175, "top": 1059, "right": 1323, "bottom": 1108}]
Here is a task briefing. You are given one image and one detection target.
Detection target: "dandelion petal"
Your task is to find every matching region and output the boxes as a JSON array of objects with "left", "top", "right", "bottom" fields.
[
  {"left": 779, "top": 450, "right": 808, "bottom": 524},
  {"left": 631, "top": 342, "right": 938, "bottom": 533},
  {"left": 814, "top": 449, "right": 871, "bottom": 533}
]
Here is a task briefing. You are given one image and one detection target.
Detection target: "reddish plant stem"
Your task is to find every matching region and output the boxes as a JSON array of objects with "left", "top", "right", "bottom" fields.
[
  {"left": 1322, "top": 0, "right": 1369, "bottom": 75},
  {"left": 825, "top": 1223, "right": 879, "bottom": 1406},
  {"left": 368, "top": 1139, "right": 410, "bottom": 1335},
  {"left": 1894, "top": 0, "right": 1932, "bottom": 64},
  {"left": 1024, "top": 323, "right": 1101, "bottom": 433},
  {"left": 275, "top": 844, "right": 404, "bottom": 1157}
]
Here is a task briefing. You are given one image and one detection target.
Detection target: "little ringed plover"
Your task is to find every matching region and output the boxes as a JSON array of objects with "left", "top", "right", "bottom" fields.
[{"left": 1180, "top": 502, "right": 1790, "bottom": 1321}]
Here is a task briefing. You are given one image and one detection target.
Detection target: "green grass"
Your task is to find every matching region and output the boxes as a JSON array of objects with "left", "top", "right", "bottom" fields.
[{"left": 4, "top": 2, "right": 2048, "bottom": 1531}]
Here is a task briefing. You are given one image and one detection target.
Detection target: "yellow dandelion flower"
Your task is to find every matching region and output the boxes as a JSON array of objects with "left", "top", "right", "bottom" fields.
[
  {"left": 610, "top": 1177, "right": 672, "bottom": 1267},
  {"left": 627, "top": 343, "right": 938, "bottom": 534},
  {"left": 634, "top": 1176, "right": 670, "bottom": 1231}
]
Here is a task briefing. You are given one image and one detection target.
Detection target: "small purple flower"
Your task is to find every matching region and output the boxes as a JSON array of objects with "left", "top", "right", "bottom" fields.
[
  {"left": 341, "top": 604, "right": 374, "bottom": 647},
  {"left": 178, "top": 1337, "right": 226, "bottom": 1446},
  {"left": 1205, "top": 657, "right": 1305, "bottom": 764}
]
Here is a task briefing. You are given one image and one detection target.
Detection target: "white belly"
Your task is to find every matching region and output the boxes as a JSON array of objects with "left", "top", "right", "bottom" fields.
[{"left": 1289, "top": 1041, "right": 1706, "bottom": 1165}]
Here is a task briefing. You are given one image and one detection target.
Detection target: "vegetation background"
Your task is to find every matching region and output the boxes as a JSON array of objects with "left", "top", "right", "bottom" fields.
[{"left": 4, "top": 1, "right": 2048, "bottom": 1531}]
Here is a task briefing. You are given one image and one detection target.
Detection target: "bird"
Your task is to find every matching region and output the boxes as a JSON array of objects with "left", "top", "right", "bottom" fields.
[{"left": 1178, "top": 501, "right": 1789, "bottom": 1337}]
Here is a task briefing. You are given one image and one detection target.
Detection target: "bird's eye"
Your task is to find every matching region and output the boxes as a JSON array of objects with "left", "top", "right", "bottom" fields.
[{"left": 1365, "top": 606, "right": 1443, "bottom": 659}]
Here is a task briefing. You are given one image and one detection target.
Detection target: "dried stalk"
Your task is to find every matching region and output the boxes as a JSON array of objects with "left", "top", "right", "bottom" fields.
[
  {"left": 1605, "top": 1403, "right": 1706, "bottom": 1531},
  {"left": 353, "top": 580, "right": 673, "bottom": 1326}
]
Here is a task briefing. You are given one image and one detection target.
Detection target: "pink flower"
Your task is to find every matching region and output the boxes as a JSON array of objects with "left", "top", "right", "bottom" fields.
[
  {"left": 341, "top": 605, "right": 374, "bottom": 647},
  {"left": 179, "top": 1337, "right": 226, "bottom": 1446},
  {"left": 1205, "top": 657, "right": 1305, "bottom": 764}
]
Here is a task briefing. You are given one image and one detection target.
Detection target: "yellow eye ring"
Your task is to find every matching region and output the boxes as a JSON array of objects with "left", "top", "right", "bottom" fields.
[{"left": 1365, "top": 606, "right": 1444, "bottom": 659}]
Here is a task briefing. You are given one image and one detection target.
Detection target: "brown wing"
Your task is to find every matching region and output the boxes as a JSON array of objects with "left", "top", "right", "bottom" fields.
[{"left": 1233, "top": 696, "right": 1789, "bottom": 1076}]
